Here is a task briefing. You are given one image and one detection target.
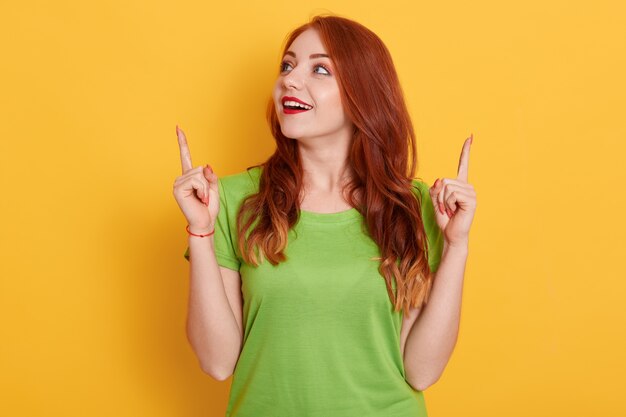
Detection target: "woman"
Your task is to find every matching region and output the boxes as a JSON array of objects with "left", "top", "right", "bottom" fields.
[{"left": 173, "top": 14, "right": 476, "bottom": 417}]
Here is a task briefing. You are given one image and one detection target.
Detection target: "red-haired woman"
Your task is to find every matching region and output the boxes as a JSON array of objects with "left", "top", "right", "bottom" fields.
[{"left": 173, "top": 14, "right": 476, "bottom": 417}]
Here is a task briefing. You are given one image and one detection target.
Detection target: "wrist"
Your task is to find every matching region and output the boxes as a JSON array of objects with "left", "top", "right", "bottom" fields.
[
  {"left": 443, "top": 238, "right": 469, "bottom": 252},
  {"left": 186, "top": 224, "right": 215, "bottom": 237}
]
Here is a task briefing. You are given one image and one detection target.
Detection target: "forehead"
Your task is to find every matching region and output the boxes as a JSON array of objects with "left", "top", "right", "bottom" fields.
[{"left": 285, "top": 28, "right": 328, "bottom": 56}]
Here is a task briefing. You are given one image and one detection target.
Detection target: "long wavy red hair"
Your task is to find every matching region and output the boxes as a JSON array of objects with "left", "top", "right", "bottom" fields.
[{"left": 236, "top": 14, "right": 436, "bottom": 316}]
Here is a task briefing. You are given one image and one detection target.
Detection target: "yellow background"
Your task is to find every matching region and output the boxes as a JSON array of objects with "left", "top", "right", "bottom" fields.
[{"left": 1, "top": 0, "right": 624, "bottom": 416}]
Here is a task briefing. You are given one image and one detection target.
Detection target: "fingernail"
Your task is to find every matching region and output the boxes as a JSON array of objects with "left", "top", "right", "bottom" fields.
[{"left": 207, "top": 164, "right": 213, "bottom": 173}]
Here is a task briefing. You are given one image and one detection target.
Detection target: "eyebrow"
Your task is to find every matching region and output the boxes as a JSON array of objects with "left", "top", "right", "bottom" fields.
[{"left": 284, "top": 51, "right": 330, "bottom": 59}]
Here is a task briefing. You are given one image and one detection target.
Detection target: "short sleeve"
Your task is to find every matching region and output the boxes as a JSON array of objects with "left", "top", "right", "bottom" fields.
[
  {"left": 412, "top": 180, "right": 444, "bottom": 274},
  {"left": 183, "top": 178, "right": 242, "bottom": 271}
]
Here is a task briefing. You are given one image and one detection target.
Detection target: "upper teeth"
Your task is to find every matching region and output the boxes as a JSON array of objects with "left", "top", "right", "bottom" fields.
[{"left": 284, "top": 100, "right": 312, "bottom": 110}]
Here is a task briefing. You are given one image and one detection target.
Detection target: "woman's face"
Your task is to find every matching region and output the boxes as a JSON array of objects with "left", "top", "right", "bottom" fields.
[{"left": 272, "top": 28, "right": 353, "bottom": 142}]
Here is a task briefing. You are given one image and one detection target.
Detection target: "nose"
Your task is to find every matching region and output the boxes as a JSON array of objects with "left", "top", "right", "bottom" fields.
[{"left": 282, "top": 67, "right": 303, "bottom": 90}]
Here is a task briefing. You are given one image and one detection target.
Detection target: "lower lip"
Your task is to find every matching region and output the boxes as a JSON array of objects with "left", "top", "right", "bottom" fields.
[{"left": 283, "top": 107, "right": 311, "bottom": 114}]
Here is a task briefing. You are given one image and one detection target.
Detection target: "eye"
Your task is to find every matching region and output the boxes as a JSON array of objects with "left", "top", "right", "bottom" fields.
[
  {"left": 280, "top": 60, "right": 293, "bottom": 72},
  {"left": 279, "top": 60, "right": 331, "bottom": 76},
  {"left": 314, "top": 64, "right": 330, "bottom": 75}
]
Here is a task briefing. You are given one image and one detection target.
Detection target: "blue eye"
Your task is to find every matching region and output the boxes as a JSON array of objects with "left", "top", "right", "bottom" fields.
[{"left": 314, "top": 64, "right": 330, "bottom": 75}]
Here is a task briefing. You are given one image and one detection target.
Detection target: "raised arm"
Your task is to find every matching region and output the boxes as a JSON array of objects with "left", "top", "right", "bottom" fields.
[{"left": 172, "top": 125, "right": 243, "bottom": 380}]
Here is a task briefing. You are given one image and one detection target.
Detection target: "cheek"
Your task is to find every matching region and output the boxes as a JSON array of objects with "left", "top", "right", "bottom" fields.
[
  {"left": 323, "top": 94, "right": 347, "bottom": 121},
  {"left": 316, "top": 88, "right": 343, "bottom": 110}
]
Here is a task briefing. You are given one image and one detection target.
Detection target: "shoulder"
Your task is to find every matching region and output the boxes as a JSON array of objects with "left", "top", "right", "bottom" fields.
[
  {"left": 410, "top": 178, "right": 431, "bottom": 202},
  {"left": 218, "top": 165, "right": 262, "bottom": 199}
]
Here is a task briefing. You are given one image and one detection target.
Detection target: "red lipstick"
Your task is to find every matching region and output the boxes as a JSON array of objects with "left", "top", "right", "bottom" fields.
[
  {"left": 283, "top": 107, "right": 310, "bottom": 114},
  {"left": 281, "top": 96, "right": 313, "bottom": 115}
]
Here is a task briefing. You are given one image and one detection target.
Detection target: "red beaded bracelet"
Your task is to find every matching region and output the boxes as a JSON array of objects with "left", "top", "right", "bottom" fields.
[{"left": 186, "top": 224, "right": 215, "bottom": 238}]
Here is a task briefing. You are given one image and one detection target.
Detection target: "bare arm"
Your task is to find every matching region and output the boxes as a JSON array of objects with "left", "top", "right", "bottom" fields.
[
  {"left": 404, "top": 135, "right": 476, "bottom": 391},
  {"left": 186, "top": 230, "right": 244, "bottom": 380},
  {"left": 173, "top": 126, "right": 244, "bottom": 381},
  {"left": 403, "top": 241, "right": 468, "bottom": 390}
]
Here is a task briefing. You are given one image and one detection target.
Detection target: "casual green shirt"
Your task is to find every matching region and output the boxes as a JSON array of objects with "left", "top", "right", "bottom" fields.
[{"left": 184, "top": 166, "right": 443, "bottom": 417}]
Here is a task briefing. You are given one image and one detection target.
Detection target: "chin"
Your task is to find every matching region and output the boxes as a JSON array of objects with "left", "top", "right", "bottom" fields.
[
  {"left": 281, "top": 132, "right": 301, "bottom": 141},
  {"left": 279, "top": 125, "right": 304, "bottom": 140}
]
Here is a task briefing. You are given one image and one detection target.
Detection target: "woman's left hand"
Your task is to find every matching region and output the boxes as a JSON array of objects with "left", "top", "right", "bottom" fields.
[{"left": 429, "top": 134, "right": 477, "bottom": 247}]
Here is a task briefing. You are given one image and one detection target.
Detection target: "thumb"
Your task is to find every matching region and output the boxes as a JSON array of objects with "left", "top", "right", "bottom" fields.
[
  {"left": 203, "top": 164, "right": 213, "bottom": 180},
  {"left": 203, "top": 165, "right": 218, "bottom": 188}
]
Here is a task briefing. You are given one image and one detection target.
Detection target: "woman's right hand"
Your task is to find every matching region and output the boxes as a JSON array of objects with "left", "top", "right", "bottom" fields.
[{"left": 172, "top": 125, "right": 220, "bottom": 234}]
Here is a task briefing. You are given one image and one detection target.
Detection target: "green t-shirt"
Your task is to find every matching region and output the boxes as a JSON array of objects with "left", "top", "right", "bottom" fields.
[{"left": 183, "top": 166, "right": 444, "bottom": 417}]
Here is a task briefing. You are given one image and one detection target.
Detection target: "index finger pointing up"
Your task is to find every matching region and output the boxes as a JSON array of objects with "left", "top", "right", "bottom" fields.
[
  {"left": 177, "top": 125, "right": 193, "bottom": 174},
  {"left": 456, "top": 133, "right": 473, "bottom": 183}
]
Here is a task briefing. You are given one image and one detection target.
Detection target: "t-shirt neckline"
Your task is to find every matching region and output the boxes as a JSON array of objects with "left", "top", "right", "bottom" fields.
[
  {"left": 248, "top": 166, "right": 362, "bottom": 224},
  {"left": 298, "top": 207, "right": 362, "bottom": 224}
]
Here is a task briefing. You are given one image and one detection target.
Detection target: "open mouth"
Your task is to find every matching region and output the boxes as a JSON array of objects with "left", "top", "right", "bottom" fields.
[
  {"left": 282, "top": 98, "right": 313, "bottom": 114},
  {"left": 283, "top": 106, "right": 311, "bottom": 114}
]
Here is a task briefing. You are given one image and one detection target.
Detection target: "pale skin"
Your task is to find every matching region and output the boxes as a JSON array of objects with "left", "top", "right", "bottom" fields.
[
  {"left": 174, "top": 127, "right": 244, "bottom": 380},
  {"left": 174, "top": 27, "right": 477, "bottom": 388},
  {"left": 401, "top": 135, "right": 476, "bottom": 391},
  {"left": 271, "top": 28, "right": 355, "bottom": 210}
]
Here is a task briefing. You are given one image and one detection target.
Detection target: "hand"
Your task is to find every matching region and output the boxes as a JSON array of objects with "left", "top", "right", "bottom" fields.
[
  {"left": 172, "top": 125, "right": 220, "bottom": 232},
  {"left": 429, "top": 134, "right": 477, "bottom": 247}
]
